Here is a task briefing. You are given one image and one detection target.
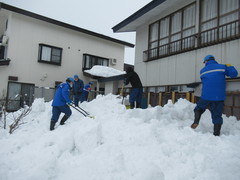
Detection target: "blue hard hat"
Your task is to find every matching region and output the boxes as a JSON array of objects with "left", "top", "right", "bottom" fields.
[
  {"left": 74, "top": 75, "right": 78, "bottom": 79},
  {"left": 204, "top": 55, "right": 215, "bottom": 62},
  {"left": 67, "top": 77, "right": 74, "bottom": 83},
  {"left": 89, "top": 81, "right": 93, "bottom": 85}
]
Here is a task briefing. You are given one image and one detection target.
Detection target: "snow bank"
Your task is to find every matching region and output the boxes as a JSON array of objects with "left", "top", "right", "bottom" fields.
[{"left": 0, "top": 95, "right": 240, "bottom": 180}]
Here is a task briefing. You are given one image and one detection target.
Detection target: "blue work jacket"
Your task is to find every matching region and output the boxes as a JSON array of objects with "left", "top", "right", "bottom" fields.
[
  {"left": 52, "top": 82, "right": 72, "bottom": 106},
  {"left": 200, "top": 60, "right": 238, "bottom": 101}
]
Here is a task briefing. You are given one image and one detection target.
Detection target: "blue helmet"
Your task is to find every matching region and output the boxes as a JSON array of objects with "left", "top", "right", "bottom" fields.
[
  {"left": 74, "top": 74, "right": 78, "bottom": 79},
  {"left": 66, "top": 77, "right": 74, "bottom": 83},
  {"left": 204, "top": 55, "right": 215, "bottom": 62},
  {"left": 89, "top": 81, "right": 93, "bottom": 85}
]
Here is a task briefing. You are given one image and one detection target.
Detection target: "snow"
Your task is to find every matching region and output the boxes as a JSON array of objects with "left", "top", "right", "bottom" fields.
[
  {"left": 84, "top": 65, "right": 126, "bottom": 77},
  {"left": 0, "top": 94, "right": 240, "bottom": 180}
]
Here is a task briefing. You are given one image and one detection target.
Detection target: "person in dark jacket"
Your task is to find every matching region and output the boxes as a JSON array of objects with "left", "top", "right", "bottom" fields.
[
  {"left": 83, "top": 81, "right": 93, "bottom": 101},
  {"left": 50, "top": 77, "right": 74, "bottom": 131},
  {"left": 191, "top": 55, "right": 238, "bottom": 136},
  {"left": 125, "top": 67, "right": 143, "bottom": 109},
  {"left": 73, "top": 75, "right": 84, "bottom": 106}
]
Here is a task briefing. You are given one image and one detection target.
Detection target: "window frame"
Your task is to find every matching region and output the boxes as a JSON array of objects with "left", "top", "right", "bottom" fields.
[
  {"left": 38, "top": 44, "right": 62, "bottom": 66},
  {"left": 82, "top": 53, "right": 109, "bottom": 71},
  {"left": 147, "top": 2, "right": 196, "bottom": 60}
]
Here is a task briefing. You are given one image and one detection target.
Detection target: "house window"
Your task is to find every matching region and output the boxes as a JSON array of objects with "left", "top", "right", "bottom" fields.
[
  {"left": 200, "top": 0, "right": 239, "bottom": 44},
  {"left": 0, "top": 45, "right": 5, "bottom": 59},
  {"left": 0, "top": 35, "right": 8, "bottom": 60},
  {"left": 147, "top": 3, "right": 196, "bottom": 60},
  {"left": 38, "top": 44, "right": 62, "bottom": 65},
  {"left": 82, "top": 54, "right": 109, "bottom": 71}
]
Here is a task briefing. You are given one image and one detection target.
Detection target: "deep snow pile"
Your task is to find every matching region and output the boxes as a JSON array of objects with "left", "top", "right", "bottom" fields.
[{"left": 0, "top": 94, "right": 240, "bottom": 180}]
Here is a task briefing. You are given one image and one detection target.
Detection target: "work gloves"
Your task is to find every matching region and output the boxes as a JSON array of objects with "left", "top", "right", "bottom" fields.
[{"left": 66, "top": 101, "right": 73, "bottom": 106}]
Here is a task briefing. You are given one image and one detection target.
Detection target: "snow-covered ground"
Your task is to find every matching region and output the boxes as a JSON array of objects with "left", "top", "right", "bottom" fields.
[{"left": 0, "top": 94, "right": 240, "bottom": 180}]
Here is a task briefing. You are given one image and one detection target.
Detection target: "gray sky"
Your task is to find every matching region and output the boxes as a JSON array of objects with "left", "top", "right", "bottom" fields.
[{"left": 1, "top": 0, "right": 151, "bottom": 64}]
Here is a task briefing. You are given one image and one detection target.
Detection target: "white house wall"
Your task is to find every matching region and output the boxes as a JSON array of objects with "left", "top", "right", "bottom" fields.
[{"left": 0, "top": 10, "right": 125, "bottom": 98}]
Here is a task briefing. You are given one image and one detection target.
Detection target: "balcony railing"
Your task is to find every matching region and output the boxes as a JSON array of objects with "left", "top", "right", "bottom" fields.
[{"left": 144, "top": 20, "right": 240, "bottom": 62}]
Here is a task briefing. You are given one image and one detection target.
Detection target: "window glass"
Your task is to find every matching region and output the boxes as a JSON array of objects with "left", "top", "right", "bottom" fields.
[
  {"left": 160, "top": 17, "right": 169, "bottom": 38},
  {"left": 201, "top": 0, "right": 217, "bottom": 22},
  {"left": 82, "top": 54, "right": 109, "bottom": 70},
  {"left": 220, "top": 0, "right": 239, "bottom": 15},
  {"left": 41, "top": 46, "right": 51, "bottom": 61},
  {"left": 149, "top": 22, "right": 159, "bottom": 42},
  {"left": 102, "top": 59, "right": 108, "bottom": 66},
  {"left": 38, "top": 44, "right": 62, "bottom": 65},
  {"left": 183, "top": 4, "right": 196, "bottom": 29},
  {"left": 171, "top": 12, "right": 182, "bottom": 34}
]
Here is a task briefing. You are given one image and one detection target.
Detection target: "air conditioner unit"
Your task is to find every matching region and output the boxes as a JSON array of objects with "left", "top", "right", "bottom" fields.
[{"left": 110, "top": 58, "right": 117, "bottom": 65}]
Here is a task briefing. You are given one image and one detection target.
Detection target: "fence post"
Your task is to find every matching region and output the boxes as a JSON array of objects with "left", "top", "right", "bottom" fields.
[
  {"left": 147, "top": 92, "right": 151, "bottom": 106},
  {"left": 172, "top": 92, "right": 175, "bottom": 104},
  {"left": 158, "top": 92, "right": 162, "bottom": 106},
  {"left": 191, "top": 93, "right": 195, "bottom": 103},
  {"left": 186, "top": 92, "right": 190, "bottom": 101}
]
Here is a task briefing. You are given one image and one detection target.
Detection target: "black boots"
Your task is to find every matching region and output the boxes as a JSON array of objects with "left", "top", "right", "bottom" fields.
[
  {"left": 50, "top": 115, "right": 69, "bottom": 131},
  {"left": 50, "top": 121, "right": 56, "bottom": 131},
  {"left": 136, "top": 102, "right": 141, "bottom": 108},
  {"left": 60, "top": 115, "right": 69, "bottom": 125},
  {"left": 130, "top": 102, "right": 135, "bottom": 109},
  {"left": 130, "top": 102, "right": 141, "bottom": 109},
  {"left": 213, "top": 124, "right": 222, "bottom": 136},
  {"left": 191, "top": 109, "right": 204, "bottom": 129}
]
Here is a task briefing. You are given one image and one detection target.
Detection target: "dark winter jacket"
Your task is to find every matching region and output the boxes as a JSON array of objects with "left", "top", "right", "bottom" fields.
[
  {"left": 52, "top": 82, "right": 72, "bottom": 106},
  {"left": 200, "top": 60, "right": 238, "bottom": 101},
  {"left": 73, "top": 79, "right": 84, "bottom": 95},
  {"left": 125, "top": 69, "right": 143, "bottom": 88}
]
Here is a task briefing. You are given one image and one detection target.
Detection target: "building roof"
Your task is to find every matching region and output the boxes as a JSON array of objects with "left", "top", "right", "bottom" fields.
[
  {"left": 0, "top": 3, "right": 134, "bottom": 48},
  {"left": 112, "top": 0, "right": 166, "bottom": 32}
]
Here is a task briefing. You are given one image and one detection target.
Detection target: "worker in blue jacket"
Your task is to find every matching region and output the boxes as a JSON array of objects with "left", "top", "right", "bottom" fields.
[
  {"left": 72, "top": 75, "right": 84, "bottom": 106},
  {"left": 191, "top": 55, "right": 238, "bottom": 136},
  {"left": 50, "top": 77, "right": 74, "bottom": 131},
  {"left": 83, "top": 81, "right": 93, "bottom": 101}
]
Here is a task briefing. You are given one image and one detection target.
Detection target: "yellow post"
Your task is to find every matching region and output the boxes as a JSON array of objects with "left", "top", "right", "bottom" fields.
[
  {"left": 186, "top": 92, "right": 190, "bottom": 101},
  {"left": 148, "top": 92, "right": 151, "bottom": 106},
  {"left": 191, "top": 93, "right": 195, "bottom": 103},
  {"left": 158, "top": 92, "right": 162, "bottom": 106},
  {"left": 119, "top": 80, "right": 124, "bottom": 96},
  {"left": 172, "top": 91, "right": 175, "bottom": 104}
]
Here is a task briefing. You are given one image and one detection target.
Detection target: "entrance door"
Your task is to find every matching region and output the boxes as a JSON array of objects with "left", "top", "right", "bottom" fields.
[{"left": 7, "top": 82, "right": 35, "bottom": 111}]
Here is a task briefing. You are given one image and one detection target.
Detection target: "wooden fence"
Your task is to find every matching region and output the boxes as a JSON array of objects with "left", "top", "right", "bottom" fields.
[{"left": 120, "top": 88, "right": 240, "bottom": 120}]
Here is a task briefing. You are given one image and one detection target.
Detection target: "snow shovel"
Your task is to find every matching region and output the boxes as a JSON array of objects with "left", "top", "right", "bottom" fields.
[{"left": 69, "top": 104, "right": 95, "bottom": 119}]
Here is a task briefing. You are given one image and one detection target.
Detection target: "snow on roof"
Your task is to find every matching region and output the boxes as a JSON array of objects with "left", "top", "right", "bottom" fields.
[{"left": 84, "top": 65, "right": 126, "bottom": 77}]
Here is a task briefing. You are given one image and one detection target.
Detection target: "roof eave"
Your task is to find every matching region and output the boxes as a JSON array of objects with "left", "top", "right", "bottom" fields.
[
  {"left": 0, "top": 3, "right": 134, "bottom": 48},
  {"left": 112, "top": 0, "right": 166, "bottom": 33}
]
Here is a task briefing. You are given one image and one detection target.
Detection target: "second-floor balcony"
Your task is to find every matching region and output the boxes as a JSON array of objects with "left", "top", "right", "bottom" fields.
[{"left": 144, "top": 20, "right": 240, "bottom": 62}]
